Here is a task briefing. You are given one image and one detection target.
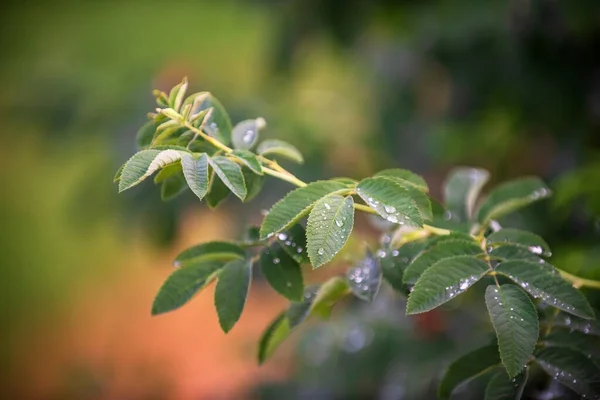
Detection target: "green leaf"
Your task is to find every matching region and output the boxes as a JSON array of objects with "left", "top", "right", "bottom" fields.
[
  {"left": 403, "top": 240, "right": 484, "bottom": 285},
  {"left": 242, "top": 168, "right": 265, "bottom": 202},
  {"left": 347, "top": 250, "right": 382, "bottom": 302},
  {"left": 257, "top": 139, "right": 304, "bottom": 163},
  {"left": 174, "top": 241, "right": 246, "bottom": 267},
  {"left": 209, "top": 156, "right": 247, "bottom": 200},
  {"left": 309, "top": 276, "right": 350, "bottom": 318},
  {"left": 118, "top": 149, "right": 186, "bottom": 192},
  {"left": 444, "top": 167, "right": 490, "bottom": 222},
  {"left": 534, "top": 347, "right": 600, "bottom": 398},
  {"left": 306, "top": 195, "right": 355, "bottom": 268},
  {"left": 380, "top": 241, "right": 428, "bottom": 293},
  {"left": 485, "top": 284, "right": 538, "bottom": 378},
  {"left": 258, "top": 312, "right": 291, "bottom": 365},
  {"left": 194, "top": 92, "right": 233, "bottom": 145},
  {"left": 113, "top": 163, "right": 125, "bottom": 183},
  {"left": 356, "top": 176, "right": 426, "bottom": 227},
  {"left": 286, "top": 285, "right": 319, "bottom": 328},
  {"left": 232, "top": 118, "right": 265, "bottom": 150},
  {"left": 543, "top": 329, "right": 600, "bottom": 359},
  {"left": 136, "top": 120, "right": 156, "bottom": 149},
  {"left": 154, "top": 162, "right": 182, "bottom": 184},
  {"left": 406, "top": 256, "right": 488, "bottom": 314},
  {"left": 168, "top": 78, "right": 188, "bottom": 111},
  {"left": 476, "top": 177, "right": 552, "bottom": 225},
  {"left": 151, "top": 261, "right": 222, "bottom": 315},
  {"left": 374, "top": 168, "right": 429, "bottom": 192},
  {"left": 438, "top": 344, "right": 501, "bottom": 400},
  {"left": 484, "top": 369, "right": 528, "bottom": 400},
  {"left": 231, "top": 149, "right": 263, "bottom": 175},
  {"left": 495, "top": 260, "right": 595, "bottom": 319},
  {"left": 160, "top": 171, "right": 187, "bottom": 201},
  {"left": 181, "top": 153, "right": 209, "bottom": 200},
  {"left": 552, "top": 313, "right": 600, "bottom": 336},
  {"left": 205, "top": 171, "right": 230, "bottom": 208},
  {"left": 487, "top": 229, "right": 551, "bottom": 257},
  {"left": 377, "top": 176, "right": 433, "bottom": 221},
  {"left": 259, "top": 180, "right": 347, "bottom": 240},
  {"left": 214, "top": 259, "right": 252, "bottom": 333},
  {"left": 488, "top": 245, "right": 544, "bottom": 263},
  {"left": 276, "top": 224, "right": 309, "bottom": 264},
  {"left": 260, "top": 243, "right": 304, "bottom": 301}
]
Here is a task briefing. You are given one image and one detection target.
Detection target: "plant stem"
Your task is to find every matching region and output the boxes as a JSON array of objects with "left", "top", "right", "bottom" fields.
[{"left": 557, "top": 269, "right": 600, "bottom": 289}]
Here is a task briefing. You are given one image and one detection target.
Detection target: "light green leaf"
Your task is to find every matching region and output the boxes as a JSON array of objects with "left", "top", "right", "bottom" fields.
[
  {"left": 534, "top": 347, "right": 600, "bottom": 398},
  {"left": 380, "top": 241, "right": 428, "bottom": 293},
  {"left": 403, "top": 239, "right": 483, "bottom": 285},
  {"left": 476, "top": 177, "right": 552, "bottom": 225},
  {"left": 484, "top": 369, "right": 528, "bottom": 400},
  {"left": 168, "top": 77, "right": 188, "bottom": 111},
  {"left": 260, "top": 243, "right": 304, "bottom": 301},
  {"left": 160, "top": 172, "right": 187, "bottom": 201},
  {"left": 495, "top": 260, "right": 595, "bottom": 319},
  {"left": 259, "top": 180, "right": 347, "bottom": 240},
  {"left": 113, "top": 163, "right": 125, "bottom": 183},
  {"left": 309, "top": 276, "right": 350, "bottom": 318},
  {"left": 231, "top": 149, "right": 263, "bottom": 175},
  {"left": 444, "top": 167, "right": 490, "bottom": 222},
  {"left": 209, "top": 156, "right": 247, "bottom": 200},
  {"left": 194, "top": 92, "right": 233, "bottom": 145},
  {"left": 487, "top": 229, "right": 551, "bottom": 257},
  {"left": 356, "top": 176, "right": 426, "bottom": 227},
  {"left": 276, "top": 224, "right": 309, "bottom": 264},
  {"left": 214, "top": 259, "right": 252, "bottom": 333},
  {"left": 438, "top": 344, "right": 501, "bottom": 400},
  {"left": 485, "top": 284, "right": 538, "bottom": 377},
  {"left": 306, "top": 195, "right": 355, "bottom": 268},
  {"left": 174, "top": 241, "right": 246, "bottom": 267},
  {"left": 258, "top": 312, "right": 291, "bottom": 365},
  {"left": 406, "top": 256, "right": 488, "bottom": 314},
  {"left": 136, "top": 120, "right": 156, "bottom": 149},
  {"left": 181, "top": 153, "right": 209, "bottom": 200},
  {"left": 232, "top": 117, "right": 265, "bottom": 150},
  {"left": 375, "top": 168, "right": 429, "bottom": 192},
  {"left": 154, "top": 162, "right": 182, "bottom": 184},
  {"left": 347, "top": 250, "right": 382, "bottom": 302},
  {"left": 151, "top": 261, "right": 222, "bottom": 315},
  {"left": 257, "top": 139, "right": 304, "bottom": 163},
  {"left": 205, "top": 170, "right": 230, "bottom": 208},
  {"left": 118, "top": 149, "right": 186, "bottom": 192}
]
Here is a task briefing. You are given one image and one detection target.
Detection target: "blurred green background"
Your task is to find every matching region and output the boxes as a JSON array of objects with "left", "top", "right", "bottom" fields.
[{"left": 1, "top": 0, "right": 600, "bottom": 398}]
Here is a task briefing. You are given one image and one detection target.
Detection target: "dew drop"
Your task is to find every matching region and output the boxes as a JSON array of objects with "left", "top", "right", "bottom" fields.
[
  {"left": 273, "top": 258, "right": 280, "bottom": 264},
  {"left": 242, "top": 129, "right": 255, "bottom": 143},
  {"left": 278, "top": 233, "right": 288, "bottom": 241},
  {"left": 384, "top": 205, "right": 396, "bottom": 214},
  {"left": 318, "top": 248, "right": 325, "bottom": 256},
  {"left": 335, "top": 219, "right": 344, "bottom": 227},
  {"left": 324, "top": 203, "right": 331, "bottom": 210}
]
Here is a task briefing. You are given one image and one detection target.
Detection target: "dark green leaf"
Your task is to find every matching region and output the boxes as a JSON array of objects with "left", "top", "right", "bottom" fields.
[
  {"left": 232, "top": 118, "right": 264, "bottom": 150},
  {"left": 438, "top": 344, "right": 501, "bottom": 400},
  {"left": 403, "top": 239, "right": 483, "bottom": 285},
  {"left": 552, "top": 313, "right": 600, "bottom": 336},
  {"left": 214, "top": 259, "right": 252, "bottom": 333},
  {"left": 487, "top": 229, "right": 551, "bottom": 257},
  {"left": 151, "top": 261, "right": 222, "bottom": 315},
  {"left": 375, "top": 168, "right": 429, "bottom": 192},
  {"left": 154, "top": 162, "right": 182, "bottom": 184},
  {"left": 306, "top": 195, "right": 355, "bottom": 268},
  {"left": 181, "top": 153, "right": 209, "bottom": 200},
  {"left": 444, "top": 167, "right": 490, "bottom": 222},
  {"left": 485, "top": 284, "right": 538, "bottom": 377},
  {"left": 259, "top": 180, "right": 347, "bottom": 240},
  {"left": 276, "top": 224, "right": 309, "bottom": 264},
  {"left": 231, "top": 149, "right": 263, "bottom": 175},
  {"left": 534, "top": 347, "right": 600, "bottom": 398},
  {"left": 484, "top": 369, "right": 528, "bottom": 400},
  {"left": 406, "top": 256, "right": 488, "bottom": 314},
  {"left": 286, "top": 285, "right": 320, "bottom": 328},
  {"left": 174, "top": 241, "right": 246, "bottom": 267},
  {"left": 257, "top": 139, "right": 304, "bottom": 163},
  {"left": 380, "top": 241, "right": 427, "bottom": 292},
  {"left": 195, "top": 92, "right": 233, "bottom": 145},
  {"left": 489, "top": 245, "right": 544, "bottom": 263},
  {"left": 205, "top": 171, "right": 230, "bottom": 208},
  {"left": 495, "top": 260, "right": 595, "bottom": 319},
  {"left": 356, "top": 176, "right": 426, "bottom": 227},
  {"left": 347, "top": 250, "right": 382, "bottom": 302},
  {"left": 260, "top": 243, "right": 304, "bottom": 301},
  {"left": 543, "top": 329, "right": 600, "bottom": 359},
  {"left": 160, "top": 171, "right": 187, "bottom": 201},
  {"left": 242, "top": 168, "right": 265, "bottom": 202},
  {"left": 258, "top": 312, "right": 291, "bottom": 365},
  {"left": 136, "top": 120, "right": 156, "bottom": 149},
  {"left": 476, "top": 177, "right": 552, "bottom": 225},
  {"left": 209, "top": 156, "right": 247, "bottom": 200}
]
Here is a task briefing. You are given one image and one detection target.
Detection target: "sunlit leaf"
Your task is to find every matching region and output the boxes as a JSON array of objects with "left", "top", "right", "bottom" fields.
[
  {"left": 307, "top": 195, "right": 354, "bottom": 268},
  {"left": 181, "top": 153, "right": 209, "bottom": 200},
  {"left": 257, "top": 139, "right": 304, "bottom": 163},
  {"left": 485, "top": 284, "right": 538, "bottom": 377},
  {"left": 444, "top": 167, "right": 490, "bottom": 222},
  {"left": 151, "top": 261, "right": 222, "bottom": 315},
  {"left": 214, "top": 259, "right": 252, "bottom": 333},
  {"left": 260, "top": 243, "right": 304, "bottom": 301},
  {"left": 209, "top": 156, "right": 247, "bottom": 200},
  {"left": 406, "top": 256, "right": 488, "bottom": 314},
  {"left": 259, "top": 180, "right": 347, "bottom": 240},
  {"left": 118, "top": 149, "right": 186, "bottom": 192},
  {"left": 495, "top": 260, "right": 595, "bottom": 319},
  {"left": 476, "top": 177, "right": 551, "bottom": 225}
]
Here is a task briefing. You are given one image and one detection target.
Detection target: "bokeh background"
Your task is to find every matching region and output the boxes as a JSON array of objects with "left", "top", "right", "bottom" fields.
[{"left": 2, "top": 1, "right": 600, "bottom": 399}]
